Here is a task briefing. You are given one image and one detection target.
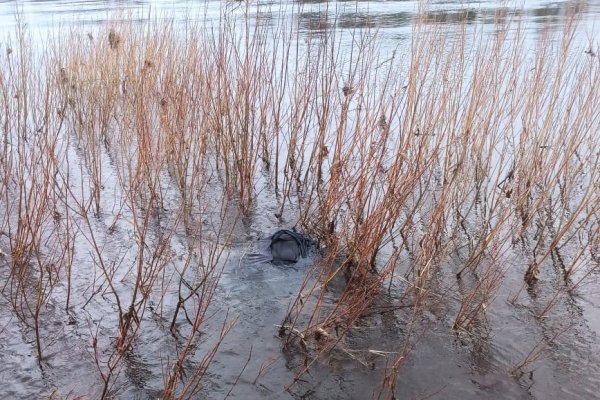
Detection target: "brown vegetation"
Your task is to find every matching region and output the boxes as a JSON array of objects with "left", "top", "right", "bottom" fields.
[{"left": 0, "top": 3, "right": 598, "bottom": 399}]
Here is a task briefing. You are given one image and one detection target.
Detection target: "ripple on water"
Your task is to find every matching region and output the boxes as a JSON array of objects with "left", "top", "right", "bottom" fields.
[{"left": 0, "top": 314, "right": 45, "bottom": 398}]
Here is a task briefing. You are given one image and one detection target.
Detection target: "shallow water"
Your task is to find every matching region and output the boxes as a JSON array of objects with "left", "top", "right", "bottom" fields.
[{"left": 0, "top": 1, "right": 599, "bottom": 400}]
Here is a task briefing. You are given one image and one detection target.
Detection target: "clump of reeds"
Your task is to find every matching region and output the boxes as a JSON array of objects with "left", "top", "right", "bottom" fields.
[
  {"left": 0, "top": 21, "right": 75, "bottom": 365},
  {"left": 276, "top": 7, "right": 600, "bottom": 398},
  {"left": 1, "top": 16, "right": 240, "bottom": 399}
]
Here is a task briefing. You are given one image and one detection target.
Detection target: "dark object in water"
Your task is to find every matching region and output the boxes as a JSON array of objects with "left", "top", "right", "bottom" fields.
[
  {"left": 269, "top": 229, "right": 311, "bottom": 265},
  {"left": 244, "top": 229, "right": 314, "bottom": 266}
]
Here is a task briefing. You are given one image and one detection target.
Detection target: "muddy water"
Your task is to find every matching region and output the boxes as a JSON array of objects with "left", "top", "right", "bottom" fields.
[{"left": 0, "top": 1, "right": 599, "bottom": 400}]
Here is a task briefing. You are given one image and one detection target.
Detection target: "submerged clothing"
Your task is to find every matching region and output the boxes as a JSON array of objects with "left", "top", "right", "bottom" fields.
[
  {"left": 269, "top": 229, "right": 310, "bottom": 264},
  {"left": 244, "top": 229, "right": 313, "bottom": 266}
]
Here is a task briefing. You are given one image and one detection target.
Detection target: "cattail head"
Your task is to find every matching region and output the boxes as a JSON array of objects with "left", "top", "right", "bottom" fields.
[{"left": 108, "top": 29, "right": 121, "bottom": 50}]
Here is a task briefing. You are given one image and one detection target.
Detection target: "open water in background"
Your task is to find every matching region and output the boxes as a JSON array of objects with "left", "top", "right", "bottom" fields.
[
  {"left": 0, "top": 1, "right": 599, "bottom": 399},
  {"left": 1, "top": 0, "right": 599, "bottom": 34}
]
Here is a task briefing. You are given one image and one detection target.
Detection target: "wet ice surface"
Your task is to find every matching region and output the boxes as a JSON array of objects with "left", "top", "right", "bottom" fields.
[{"left": 0, "top": 0, "right": 599, "bottom": 399}]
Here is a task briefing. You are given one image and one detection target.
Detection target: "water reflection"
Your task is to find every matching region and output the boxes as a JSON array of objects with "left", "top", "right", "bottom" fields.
[
  {"left": 293, "top": 0, "right": 599, "bottom": 33},
  {"left": 338, "top": 11, "right": 413, "bottom": 29},
  {"left": 297, "top": 11, "right": 331, "bottom": 32}
]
